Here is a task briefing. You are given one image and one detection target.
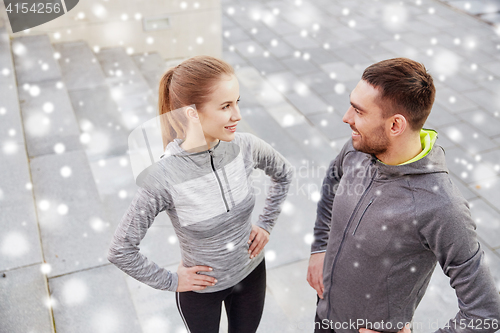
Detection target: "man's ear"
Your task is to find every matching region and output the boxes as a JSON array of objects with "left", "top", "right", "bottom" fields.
[
  {"left": 185, "top": 107, "right": 200, "bottom": 122},
  {"left": 389, "top": 114, "right": 407, "bottom": 136}
]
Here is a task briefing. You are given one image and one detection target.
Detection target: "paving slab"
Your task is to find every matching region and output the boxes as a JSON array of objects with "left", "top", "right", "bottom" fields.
[
  {"left": 250, "top": 170, "right": 318, "bottom": 269},
  {"left": 319, "top": 61, "right": 361, "bottom": 82},
  {"left": 469, "top": 175, "right": 500, "bottom": 216},
  {"left": 131, "top": 52, "right": 168, "bottom": 96},
  {"left": 0, "top": 29, "right": 24, "bottom": 145},
  {"left": 446, "top": 0, "right": 500, "bottom": 15},
  {"left": 266, "top": 38, "right": 296, "bottom": 59},
  {"left": 0, "top": 202, "right": 43, "bottom": 271},
  {"left": 299, "top": 70, "right": 338, "bottom": 95},
  {"left": 265, "top": 70, "right": 303, "bottom": 95},
  {"left": 450, "top": 172, "right": 479, "bottom": 201},
  {"left": 469, "top": 198, "right": 500, "bottom": 249},
  {"left": 306, "top": 112, "right": 354, "bottom": 141},
  {"left": 49, "top": 264, "right": 141, "bottom": 333},
  {"left": 464, "top": 89, "right": 500, "bottom": 113},
  {"left": 425, "top": 103, "right": 462, "bottom": 128},
  {"left": 67, "top": 86, "right": 130, "bottom": 161},
  {"left": 18, "top": 79, "right": 82, "bottom": 158},
  {"left": 412, "top": 265, "right": 460, "bottom": 333},
  {"left": 223, "top": 25, "right": 253, "bottom": 44},
  {"left": 0, "top": 83, "right": 24, "bottom": 146},
  {"left": 265, "top": 102, "right": 306, "bottom": 128},
  {"left": 283, "top": 122, "right": 343, "bottom": 169},
  {"left": 247, "top": 55, "right": 288, "bottom": 74},
  {"left": 441, "top": 122, "right": 499, "bottom": 155},
  {"left": 285, "top": 92, "right": 330, "bottom": 116},
  {"left": 222, "top": 49, "right": 250, "bottom": 69},
  {"left": 53, "top": 41, "right": 106, "bottom": 91},
  {"left": 123, "top": 263, "right": 187, "bottom": 333},
  {"left": 96, "top": 48, "right": 157, "bottom": 132},
  {"left": 233, "top": 40, "right": 266, "bottom": 58},
  {"left": 0, "top": 141, "right": 35, "bottom": 209},
  {"left": 266, "top": 259, "right": 318, "bottom": 332},
  {"left": 249, "top": 23, "right": 281, "bottom": 45},
  {"left": 0, "top": 264, "right": 54, "bottom": 333},
  {"left": 29, "top": 150, "right": 112, "bottom": 277},
  {"left": 458, "top": 108, "right": 500, "bottom": 138},
  {"left": 11, "top": 35, "right": 62, "bottom": 85}
]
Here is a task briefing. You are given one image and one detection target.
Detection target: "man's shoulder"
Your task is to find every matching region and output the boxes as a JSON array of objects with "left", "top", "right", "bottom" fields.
[{"left": 408, "top": 171, "right": 468, "bottom": 216}]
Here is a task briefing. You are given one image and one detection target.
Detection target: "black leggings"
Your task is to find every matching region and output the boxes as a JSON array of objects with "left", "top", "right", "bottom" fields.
[{"left": 176, "top": 259, "right": 266, "bottom": 333}]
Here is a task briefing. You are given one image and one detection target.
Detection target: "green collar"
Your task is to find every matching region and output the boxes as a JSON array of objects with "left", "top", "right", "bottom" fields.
[
  {"left": 398, "top": 128, "right": 438, "bottom": 165},
  {"left": 376, "top": 129, "right": 438, "bottom": 166}
]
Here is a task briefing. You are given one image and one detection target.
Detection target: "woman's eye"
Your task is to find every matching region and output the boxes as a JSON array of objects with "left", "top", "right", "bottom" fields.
[{"left": 223, "top": 105, "right": 229, "bottom": 110}]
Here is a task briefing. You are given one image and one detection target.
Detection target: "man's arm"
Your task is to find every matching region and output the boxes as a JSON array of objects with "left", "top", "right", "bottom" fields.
[
  {"left": 307, "top": 141, "right": 349, "bottom": 297},
  {"left": 419, "top": 200, "right": 500, "bottom": 333}
]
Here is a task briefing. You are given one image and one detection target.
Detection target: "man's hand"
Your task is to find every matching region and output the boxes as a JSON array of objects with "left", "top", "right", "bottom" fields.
[
  {"left": 176, "top": 260, "right": 217, "bottom": 292},
  {"left": 359, "top": 323, "right": 411, "bottom": 333},
  {"left": 248, "top": 224, "right": 270, "bottom": 259},
  {"left": 307, "top": 252, "right": 326, "bottom": 299}
]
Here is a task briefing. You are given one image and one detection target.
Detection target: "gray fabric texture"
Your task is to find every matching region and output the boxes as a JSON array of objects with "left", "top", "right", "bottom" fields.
[
  {"left": 108, "top": 132, "right": 294, "bottom": 293},
  {"left": 312, "top": 138, "right": 500, "bottom": 333}
]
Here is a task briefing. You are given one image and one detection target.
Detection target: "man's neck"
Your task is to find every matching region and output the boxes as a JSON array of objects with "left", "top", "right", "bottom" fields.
[{"left": 376, "top": 131, "right": 423, "bottom": 166}]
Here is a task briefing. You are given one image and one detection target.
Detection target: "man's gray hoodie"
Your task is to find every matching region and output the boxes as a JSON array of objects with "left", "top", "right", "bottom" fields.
[{"left": 312, "top": 137, "right": 500, "bottom": 333}]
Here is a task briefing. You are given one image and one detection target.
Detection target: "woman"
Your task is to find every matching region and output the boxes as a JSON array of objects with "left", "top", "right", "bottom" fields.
[{"left": 108, "top": 55, "right": 294, "bottom": 333}]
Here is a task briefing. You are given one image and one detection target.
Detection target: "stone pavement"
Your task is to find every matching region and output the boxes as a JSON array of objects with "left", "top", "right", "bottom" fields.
[{"left": 1, "top": 0, "right": 500, "bottom": 332}]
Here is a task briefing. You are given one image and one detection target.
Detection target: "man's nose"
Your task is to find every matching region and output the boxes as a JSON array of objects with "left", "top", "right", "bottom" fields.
[{"left": 342, "top": 107, "right": 353, "bottom": 124}]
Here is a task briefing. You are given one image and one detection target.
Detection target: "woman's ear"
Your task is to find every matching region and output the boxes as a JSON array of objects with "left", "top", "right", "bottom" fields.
[{"left": 185, "top": 107, "right": 200, "bottom": 123}]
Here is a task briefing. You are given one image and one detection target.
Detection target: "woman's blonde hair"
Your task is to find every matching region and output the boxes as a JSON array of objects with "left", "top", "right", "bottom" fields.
[{"left": 158, "top": 55, "right": 235, "bottom": 150}]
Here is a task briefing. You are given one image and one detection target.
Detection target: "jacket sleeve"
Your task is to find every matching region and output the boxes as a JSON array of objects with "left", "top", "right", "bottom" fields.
[
  {"left": 310, "top": 140, "right": 349, "bottom": 254},
  {"left": 419, "top": 200, "right": 500, "bottom": 333},
  {"left": 243, "top": 133, "right": 294, "bottom": 234},
  {"left": 107, "top": 171, "right": 178, "bottom": 292}
]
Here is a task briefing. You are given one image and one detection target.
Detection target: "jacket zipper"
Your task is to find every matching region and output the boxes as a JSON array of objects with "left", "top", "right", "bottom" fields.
[
  {"left": 352, "top": 198, "right": 374, "bottom": 236},
  {"left": 209, "top": 150, "right": 230, "bottom": 212},
  {"left": 327, "top": 167, "right": 377, "bottom": 317}
]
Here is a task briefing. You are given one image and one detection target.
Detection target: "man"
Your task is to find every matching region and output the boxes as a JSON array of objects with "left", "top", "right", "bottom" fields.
[{"left": 307, "top": 58, "right": 500, "bottom": 333}]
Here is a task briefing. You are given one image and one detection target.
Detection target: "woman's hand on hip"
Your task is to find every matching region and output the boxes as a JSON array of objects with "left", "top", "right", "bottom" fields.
[
  {"left": 248, "top": 224, "right": 270, "bottom": 259},
  {"left": 176, "top": 260, "right": 217, "bottom": 292}
]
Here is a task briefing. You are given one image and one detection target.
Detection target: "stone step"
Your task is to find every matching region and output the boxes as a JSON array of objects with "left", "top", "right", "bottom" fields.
[
  {"left": 29, "top": 150, "right": 112, "bottom": 278},
  {"left": 0, "top": 264, "right": 55, "bottom": 333},
  {"left": 53, "top": 41, "right": 130, "bottom": 161},
  {"left": 131, "top": 52, "right": 168, "bottom": 97},
  {"left": 0, "top": 27, "right": 53, "bottom": 332},
  {"left": 49, "top": 264, "right": 142, "bottom": 333},
  {"left": 11, "top": 35, "right": 113, "bottom": 279},
  {"left": 95, "top": 47, "right": 157, "bottom": 131},
  {"left": 11, "top": 36, "right": 82, "bottom": 158}
]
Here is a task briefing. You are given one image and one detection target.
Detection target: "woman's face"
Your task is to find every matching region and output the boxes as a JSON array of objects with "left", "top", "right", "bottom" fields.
[{"left": 198, "top": 74, "right": 241, "bottom": 143}]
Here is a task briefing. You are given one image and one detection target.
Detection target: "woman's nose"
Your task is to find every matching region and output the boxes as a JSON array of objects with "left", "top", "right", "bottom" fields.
[{"left": 232, "top": 106, "right": 242, "bottom": 121}]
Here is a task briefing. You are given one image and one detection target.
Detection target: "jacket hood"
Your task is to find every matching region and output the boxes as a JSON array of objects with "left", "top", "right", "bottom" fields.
[{"left": 373, "top": 144, "right": 449, "bottom": 180}]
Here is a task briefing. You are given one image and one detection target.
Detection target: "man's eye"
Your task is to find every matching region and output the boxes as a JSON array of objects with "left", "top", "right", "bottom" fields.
[{"left": 355, "top": 108, "right": 360, "bottom": 114}]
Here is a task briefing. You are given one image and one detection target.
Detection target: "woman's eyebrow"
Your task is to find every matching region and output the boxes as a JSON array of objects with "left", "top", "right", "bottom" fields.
[{"left": 219, "top": 96, "right": 241, "bottom": 106}]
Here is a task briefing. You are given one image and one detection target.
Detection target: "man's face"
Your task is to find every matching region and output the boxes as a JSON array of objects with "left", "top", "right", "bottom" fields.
[{"left": 342, "top": 80, "right": 390, "bottom": 155}]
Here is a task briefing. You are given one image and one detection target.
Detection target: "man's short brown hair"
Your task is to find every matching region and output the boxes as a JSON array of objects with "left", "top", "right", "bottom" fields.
[{"left": 362, "top": 58, "right": 435, "bottom": 131}]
